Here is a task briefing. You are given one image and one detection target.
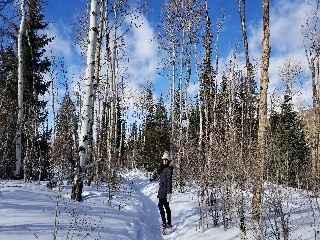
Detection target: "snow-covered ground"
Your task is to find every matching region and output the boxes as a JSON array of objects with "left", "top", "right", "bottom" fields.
[{"left": 0, "top": 169, "right": 319, "bottom": 240}]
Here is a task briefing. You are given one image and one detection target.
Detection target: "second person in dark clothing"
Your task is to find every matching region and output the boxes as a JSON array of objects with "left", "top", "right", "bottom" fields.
[{"left": 157, "top": 151, "right": 174, "bottom": 229}]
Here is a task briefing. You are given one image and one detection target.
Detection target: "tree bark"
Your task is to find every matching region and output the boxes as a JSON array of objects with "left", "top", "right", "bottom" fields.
[
  {"left": 15, "top": 0, "right": 26, "bottom": 177},
  {"left": 93, "top": 0, "right": 105, "bottom": 185},
  {"left": 252, "top": 0, "right": 270, "bottom": 221},
  {"left": 79, "top": 0, "right": 99, "bottom": 167}
]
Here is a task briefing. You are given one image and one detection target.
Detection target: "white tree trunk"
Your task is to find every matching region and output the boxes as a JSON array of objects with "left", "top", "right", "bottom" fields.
[
  {"left": 93, "top": 0, "right": 105, "bottom": 184},
  {"left": 79, "top": 0, "right": 98, "bottom": 167},
  {"left": 107, "top": 2, "right": 118, "bottom": 169},
  {"left": 118, "top": 77, "right": 124, "bottom": 160},
  {"left": 15, "top": 0, "right": 26, "bottom": 177},
  {"left": 170, "top": 44, "right": 176, "bottom": 161}
]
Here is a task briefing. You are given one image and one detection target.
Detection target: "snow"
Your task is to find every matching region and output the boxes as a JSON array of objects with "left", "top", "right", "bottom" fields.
[{"left": 0, "top": 169, "right": 319, "bottom": 240}]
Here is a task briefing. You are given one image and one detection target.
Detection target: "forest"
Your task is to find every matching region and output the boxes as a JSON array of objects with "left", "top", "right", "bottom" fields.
[{"left": 0, "top": 0, "right": 320, "bottom": 239}]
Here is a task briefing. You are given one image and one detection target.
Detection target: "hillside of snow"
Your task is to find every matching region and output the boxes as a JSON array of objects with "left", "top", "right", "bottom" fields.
[{"left": 0, "top": 169, "right": 319, "bottom": 240}]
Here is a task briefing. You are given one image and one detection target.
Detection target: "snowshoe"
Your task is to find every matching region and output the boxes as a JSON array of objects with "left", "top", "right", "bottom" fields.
[
  {"left": 166, "top": 224, "right": 173, "bottom": 230},
  {"left": 161, "top": 223, "right": 167, "bottom": 235},
  {"left": 162, "top": 223, "right": 173, "bottom": 235}
]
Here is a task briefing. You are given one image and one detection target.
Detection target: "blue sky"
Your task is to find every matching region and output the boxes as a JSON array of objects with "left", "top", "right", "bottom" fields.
[{"left": 41, "top": 0, "right": 316, "bottom": 117}]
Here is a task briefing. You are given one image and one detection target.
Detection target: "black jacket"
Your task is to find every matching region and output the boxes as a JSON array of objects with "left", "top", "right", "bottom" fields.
[{"left": 157, "top": 165, "right": 173, "bottom": 199}]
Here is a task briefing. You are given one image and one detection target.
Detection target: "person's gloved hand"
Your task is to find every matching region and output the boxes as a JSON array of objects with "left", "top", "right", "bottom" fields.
[{"left": 167, "top": 193, "right": 171, "bottom": 202}]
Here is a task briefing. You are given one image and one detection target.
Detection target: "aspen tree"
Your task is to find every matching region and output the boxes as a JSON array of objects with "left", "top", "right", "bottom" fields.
[
  {"left": 105, "top": 0, "right": 127, "bottom": 177},
  {"left": 177, "top": 0, "right": 185, "bottom": 192},
  {"left": 157, "top": 0, "right": 178, "bottom": 175},
  {"left": 72, "top": 0, "right": 99, "bottom": 200},
  {"left": 22, "top": 0, "right": 52, "bottom": 182},
  {"left": 108, "top": 0, "right": 118, "bottom": 175},
  {"left": 237, "top": 2, "right": 257, "bottom": 234},
  {"left": 302, "top": 0, "right": 320, "bottom": 192},
  {"left": 197, "top": 4, "right": 213, "bottom": 227},
  {"left": 105, "top": 0, "right": 125, "bottom": 174},
  {"left": 168, "top": 6, "right": 177, "bottom": 165},
  {"left": 93, "top": 0, "right": 105, "bottom": 185},
  {"left": 253, "top": 0, "right": 270, "bottom": 221},
  {"left": 159, "top": 0, "right": 205, "bottom": 191},
  {"left": 238, "top": 0, "right": 251, "bottom": 166},
  {"left": 202, "top": 0, "right": 214, "bottom": 186},
  {"left": 1, "top": 0, "right": 51, "bottom": 179},
  {"left": 15, "top": 0, "right": 26, "bottom": 177},
  {"left": 79, "top": 0, "right": 99, "bottom": 168}
]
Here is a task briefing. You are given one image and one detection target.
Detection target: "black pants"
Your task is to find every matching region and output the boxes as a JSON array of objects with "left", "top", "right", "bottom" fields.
[{"left": 158, "top": 198, "right": 171, "bottom": 225}]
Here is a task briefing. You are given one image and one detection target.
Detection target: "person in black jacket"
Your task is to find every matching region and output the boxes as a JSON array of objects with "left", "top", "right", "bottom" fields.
[{"left": 157, "top": 151, "right": 173, "bottom": 229}]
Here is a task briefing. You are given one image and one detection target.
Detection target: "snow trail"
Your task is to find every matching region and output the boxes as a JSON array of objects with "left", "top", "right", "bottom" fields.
[
  {"left": 0, "top": 170, "right": 239, "bottom": 239},
  {"left": 0, "top": 170, "right": 168, "bottom": 240},
  {"left": 122, "top": 170, "right": 164, "bottom": 240},
  {"left": 1, "top": 169, "right": 319, "bottom": 239}
]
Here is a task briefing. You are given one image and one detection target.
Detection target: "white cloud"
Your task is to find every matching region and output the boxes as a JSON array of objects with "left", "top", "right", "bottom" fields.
[
  {"left": 124, "top": 13, "right": 164, "bottom": 84},
  {"left": 188, "top": 82, "right": 198, "bottom": 97},
  {"left": 42, "top": 23, "right": 73, "bottom": 60}
]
